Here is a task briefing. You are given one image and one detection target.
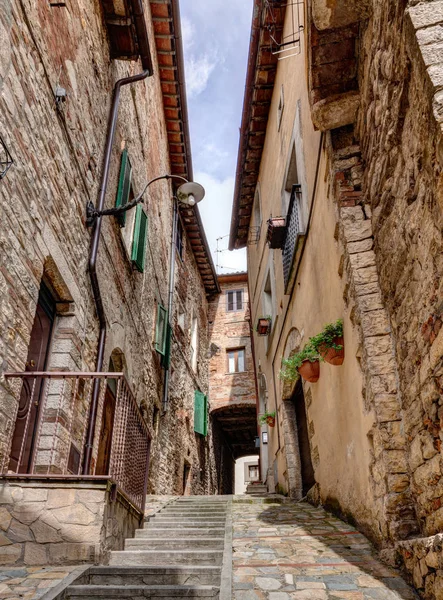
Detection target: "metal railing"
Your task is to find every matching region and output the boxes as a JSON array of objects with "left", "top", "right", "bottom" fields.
[
  {"left": 282, "top": 184, "right": 303, "bottom": 288},
  {"left": 2, "top": 372, "right": 151, "bottom": 513}
]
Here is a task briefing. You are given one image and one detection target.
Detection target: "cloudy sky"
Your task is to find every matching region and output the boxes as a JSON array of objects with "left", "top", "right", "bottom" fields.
[{"left": 181, "top": 0, "right": 252, "bottom": 273}]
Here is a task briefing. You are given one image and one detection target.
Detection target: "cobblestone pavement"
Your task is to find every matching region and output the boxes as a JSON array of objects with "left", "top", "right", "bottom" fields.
[
  {"left": 0, "top": 565, "right": 79, "bottom": 599},
  {"left": 232, "top": 499, "right": 419, "bottom": 600}
]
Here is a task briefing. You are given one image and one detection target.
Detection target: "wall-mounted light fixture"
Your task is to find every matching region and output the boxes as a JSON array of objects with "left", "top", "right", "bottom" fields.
[
  {"left": 254, "top": 436, "right": 260, "bottom": 449},
  {"left": 262, "top": 431, "right": 268, "bottom": 444},
  {"left": 0, "top": 135, "right": 13, "bottom": 180}
]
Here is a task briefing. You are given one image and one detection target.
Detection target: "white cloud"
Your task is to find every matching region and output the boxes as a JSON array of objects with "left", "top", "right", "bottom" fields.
[
  {"left": 185, "top": 54, "right": 218, "bottom": 99},
  {"left": 196, "top": 171, "right": 247, "bottom": 274}
]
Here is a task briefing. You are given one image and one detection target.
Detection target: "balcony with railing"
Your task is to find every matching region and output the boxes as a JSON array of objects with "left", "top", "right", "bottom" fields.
[
  {"left": 2, "top": 372, "right": 151, "bottom": 514},
  {"left": 282, "top": 184, "right": 305, "bottom": 292}
]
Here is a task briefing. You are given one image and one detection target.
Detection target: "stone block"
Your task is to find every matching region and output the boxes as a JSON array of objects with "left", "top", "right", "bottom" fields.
[
  {"left": 428, "top": 63, "right": 443, "bottom": 89},
  {"left": 342, "top": 217, "right": 373, "bottom": 243},
  {"left": 409, "top": 435, "right": 425, "bottom": 472},
  {"left": 30, "top": 519, "right": 62, "bottom": 543},
  {"left": 11, "top": 503, "right": 43, "bottom": 525},
  {"left": 52, "top": 503, "right": 97, "bottom": 525},
  {"left": 18, "top": 488, "right": 47, "bottom": 502},
  {"left": 361, "top": 309, "right": 391, "bottom": 337},
  {"left": 384, "top": 450, "right": 408, "bottom": 474},
  {"left": 374, "top": 394, "right": 401, "bottom": 423},
  {"left": 369, "top": 373, "right": 398, "bottom": 396},
  {"left": 0, "top": 507, "right": 11, "bottom": 531},
  {"left": 408, "top": 2, "right": 443, "bottom": 30},
  {"left": 311, "top": 90, "right": 360, "bottom": 131},
  {"left": 420, "top": 42, "right": 443, "bottom": 67},
  {"left": 353, "top": 265, "right": 379, "bottom": 286},
  {"left": 46, "top": 488, "right": 76, "bottom": 509},
  {"left": 354, "top": 281, "right": 381, "bottom": 297},
  {"left": 61, "top": 523, "right": 102, "bottom": 543},
  {"left": 76, "top": 489, "right": 106, "bottom": 506},
  {"left": 0, "top": 543, "right": 21, "bottom": 565},
  {"left": 48, "top": 542, "right": 98, "bottom": 564},
  {"left": 357, "top": 292, "right": 384, "bottom": 313},
  {"left": 414, "top": 455, "right": 442, "bottom": 489},
  {"left": 347, "top": 238, "right": 373, "bottom": 254},
  {"left": 367, "top": 354, "right": 396, "bottom": 376},
  {"left": 387, "top": 474, "right": 410, "bottom": 493},
  {"left": 0, "top": 486, "right": 13, "bottom": 504},
  {"left": 24, "top": 542, "right": 48, "bottom": 565},
  {"left": 349, "top": 250, "right": 376, "bottom": 270},
  {"left": 364, "top": 335, "right": 392, "bottom": 357}
]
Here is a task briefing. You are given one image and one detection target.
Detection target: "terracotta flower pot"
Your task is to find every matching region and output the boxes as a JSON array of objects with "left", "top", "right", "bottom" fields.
[
  {"left": 319, "top": 336, "right": 344, "bottom": 366},
  {"left": 298, "top": 359, "right": 320, "bottom": 383},
  {"left": 257, "top": 318, "right": 271, "bottom": 336},
  {"left": 266, "top": 416, "right": 276, "bottom": 427}
]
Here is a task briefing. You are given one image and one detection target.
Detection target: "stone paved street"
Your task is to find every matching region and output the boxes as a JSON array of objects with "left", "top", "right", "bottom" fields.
[
  {"left": 232, "top": 500, "right": 419, "bottom": 600},
  {"left": 0, "top": 565, "right": 79, "bottom": 599}
]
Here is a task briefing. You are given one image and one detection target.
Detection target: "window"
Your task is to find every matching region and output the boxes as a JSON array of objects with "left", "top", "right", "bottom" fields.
[
  {"left": 227, "top": 348, "right": 246, "bottom": 373},
  {"left": 190, "top": 312, "right": 198, "bottom": 371},
  {"left": 249, "top": 465, "right": 260, "bottom": 481},
  {"left": 177, "top": 302, "right": 185, "bottom": 332},
  {"left": 277, "top": 85, "right": 284, "bottom": 131},
  {"left": 155, "top": 304, "right": 168, "bottom": 356},
  {"left": 115, "top": 149, "right": 132, "bottom": 227},
  {"left": 194, "top": 390, "right": 208, "bottom": 436},
  {"left": 175, "top": 216, "right": 184, "bottom": 259},
  {"left": 226, "top": 289, "right": 243, "bottom": 312},
  {"left": 263, "top": 271, "right": 274, "bottom": 321},
  {"left": 131, "top": 204, "right": 148, "bottom": 272},
  {"left": 283, "top": 144, "right": 299, "bottom": 213}
]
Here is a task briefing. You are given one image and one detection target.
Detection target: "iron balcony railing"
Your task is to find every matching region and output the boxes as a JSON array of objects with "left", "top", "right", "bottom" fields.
[
  {"left": 282, "top": 184, "right": 303, "bottom": 288},
  {"left": 2, "top": 372, "right": 151, "bottom": 514}
]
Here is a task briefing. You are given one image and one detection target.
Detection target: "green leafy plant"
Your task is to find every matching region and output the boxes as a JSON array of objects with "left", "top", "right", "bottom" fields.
[
  {"left": 258, "top": 411, "right": 276, "bottom": 425},
  {"left": 309, "top": 319, "right": 343, "bottom": 356},
  {"left": 280, "top": 343, "right": 320, "bottom": 382}
]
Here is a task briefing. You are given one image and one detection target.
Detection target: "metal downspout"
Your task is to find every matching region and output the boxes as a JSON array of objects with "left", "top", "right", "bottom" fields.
[
  {"left": 162, "top": 198, "right": 178, "bottom": 413},
  {"left": 83, "top": 68, "right": 152, "bottom": 475}
]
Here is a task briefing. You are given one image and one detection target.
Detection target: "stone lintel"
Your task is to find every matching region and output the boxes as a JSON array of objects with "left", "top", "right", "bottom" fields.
[
  {"left": 311, "top": 91, "right": 360, "bottom": 131},
  {"left": 311, "top": 0, "right": 370, "bottom": 31}
]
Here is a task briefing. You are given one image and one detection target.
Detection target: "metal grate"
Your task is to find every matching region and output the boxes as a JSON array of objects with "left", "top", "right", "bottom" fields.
[
  {"left": 0, "top": 135, "right": 13, "bottom": 179},
  {"left": 3, "top": 372, "right": 151, "bottom": 513},
  {"left": 265, "top": 0, "right": 305, "bottom": 60},
  {"left": 248, "top": 226, "right": 261, "bottom": 245},
  {"left": 282, "top": 184, "right": 302, "bottom": 287}
]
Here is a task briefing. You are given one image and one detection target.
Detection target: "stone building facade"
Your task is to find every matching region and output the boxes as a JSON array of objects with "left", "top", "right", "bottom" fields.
[
  {"left": 230, "top": 1, "right": 443, "bottom": 597},
  {"left": 208, "top": 273, "right": 258, "bottom": 488},
  {"left": 0, "top": 0, "right": 226, "bottom": 566}
]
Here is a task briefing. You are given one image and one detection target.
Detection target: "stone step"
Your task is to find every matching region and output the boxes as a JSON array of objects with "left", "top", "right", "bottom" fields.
[
  {"left": 135, "top": 528, "right": 225, "bottom": 538},
  {"left": 160, "top": 508, "right": 227, "bottom": 513},
  {"left": 66, "top": 584, "right": 218, "bottom": 598},
  {"left": 144, "top": 521, "right": 225, "bottom": 529},
  {"left": 125, "top": 538, "right": 225, "bottom": 550},
  {"left": 152, "top": 515, "right": 226, "bottom": 522},
  {"left": 109, "top": 550, "right": 224, "bottom": 567},
  {"left": 85, "top": 566, "right": 221, "bottom": 587},
  {"left": 157, "top": 512, "right": 226, "bottom": 518}
]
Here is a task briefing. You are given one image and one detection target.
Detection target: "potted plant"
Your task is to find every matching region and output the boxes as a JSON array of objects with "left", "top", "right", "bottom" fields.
[
  {"left": 310, "top": 319, "right": 344, "bottom": 366},
  {"left": 281, "top": 343, "right": 320, "bottom": 383},
  {"left": 266, "top": 217, "right": 287, "bottom": 249},
  {"left": 258, "top": 411, "right": 276, "bottom": 427},
  {"left": 256, "top": 315, "right": 272, "bottom": 336}
]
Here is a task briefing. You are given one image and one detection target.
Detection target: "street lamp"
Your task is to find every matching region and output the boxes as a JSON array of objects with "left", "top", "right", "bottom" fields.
[
  {"left": 85, "top": 173, "right": 206, "bottom": 414},
  {"left": 86, "top": 174, "right": 205, "bottom": 224}
]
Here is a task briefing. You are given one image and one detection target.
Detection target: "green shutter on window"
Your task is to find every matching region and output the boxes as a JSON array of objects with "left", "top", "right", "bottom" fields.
[
  {"left": 155, "top": 304, "right": 168, "bottom": 356},
  {"left": 194, "top": 390, "right": 208, "bottom": 436},
  {"left": 115, "top": 149, "right": 132, "bottom": 227},
  {"left": 131, "top": 204, "right": 148, "bottom": 272},
  {"left": 161, "top": 323, "right": 172, "bottom": 368}
]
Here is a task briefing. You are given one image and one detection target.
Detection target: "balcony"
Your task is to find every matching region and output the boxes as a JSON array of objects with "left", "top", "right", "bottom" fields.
[
  {"left": 283, "top": 184, "right": 305, "bottom": 292},
  {"left": 2, "top": 372, "right": 151, "bottom": 513}
]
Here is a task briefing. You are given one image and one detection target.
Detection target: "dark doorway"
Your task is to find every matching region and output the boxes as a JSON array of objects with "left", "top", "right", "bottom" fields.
[
  {"left": 9, "top": 282, "right": 56, "bottom": 473},
  {"left": 292, "top": 380, "right": 315, "bottom": 496},
  {"left": 183, "top": 462, "right": 191, "bottom": 495}
]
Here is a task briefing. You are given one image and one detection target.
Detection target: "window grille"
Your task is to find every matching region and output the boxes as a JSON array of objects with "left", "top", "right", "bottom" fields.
[
  {"left": 282, "top": 184, "right": 303, "bottom": 287},
  {"left": 155, "top": 304, "right": 168, "bottom": 356}
]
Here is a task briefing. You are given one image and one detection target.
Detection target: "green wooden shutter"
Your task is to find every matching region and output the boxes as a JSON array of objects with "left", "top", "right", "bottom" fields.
[
  {"left": 155, "top": 304, "right": 168, "bottom": 355},
  {"left": 115, "top": 149, "right": 132, "bottom": 227},
  {"left": 132, "top": 204, "right": 148, "bottom": 272},
  {"left": 194, "top": 390, "right": 208, "bottom": 436},
  {"left": 161, "top": 323, "right": 172, "bottom": 368}
]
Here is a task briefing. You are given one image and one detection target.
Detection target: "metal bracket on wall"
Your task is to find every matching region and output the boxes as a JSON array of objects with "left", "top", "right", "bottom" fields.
[{"left": 0, "top": 135, "right": 13, "bottom": 180}]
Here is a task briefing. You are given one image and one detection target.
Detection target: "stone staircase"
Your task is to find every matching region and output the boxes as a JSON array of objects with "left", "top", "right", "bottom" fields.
[
  {"left": 64, "top": 496, "right": 230, "bottom": 599},
  {"left": 245, "top": 482, "right": 267, "bottom": 496}
]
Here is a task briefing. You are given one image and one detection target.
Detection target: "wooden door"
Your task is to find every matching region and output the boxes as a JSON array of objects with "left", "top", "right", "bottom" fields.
[
  {"left": 9, "top": 285, "right": 55, "bottom": 473},
  {"left": 95, "top": 386, "right": 116, "bottom": 476},
  {"left": 292, "top": 380, "right": 316, "bottom": 496}
]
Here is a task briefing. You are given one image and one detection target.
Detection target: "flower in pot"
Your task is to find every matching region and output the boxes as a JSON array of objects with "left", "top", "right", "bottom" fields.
[
  {"left": 258, "top": 411, "right": 276, "bottom": 427},
  {"left": 256, "top": 316, "right": 272, "bottom": 336},
  {"left": 310, "top": 319, "right": 344, "bottom": 366},
  {"left": 280, "top": 343, "right": 320, "bottom": 383}
]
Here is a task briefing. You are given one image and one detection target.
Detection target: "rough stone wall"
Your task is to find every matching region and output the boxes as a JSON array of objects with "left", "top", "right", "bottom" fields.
[
  {"left": 208, "top": 278, "right": 256, "bottom": 412},
  {"left": 0, "top": 480, "right": 140, "bottom": 566},
  {"left": 0, "top": 0, "right": 222, "bottom": 495},
  {"left": 357, "top": 0, "right": 443, "bottom": 542}
]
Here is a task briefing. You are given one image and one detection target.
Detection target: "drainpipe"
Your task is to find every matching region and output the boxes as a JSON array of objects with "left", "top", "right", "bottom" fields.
[
  {"left": 83, "top": 61, "right": 153, "bottom": 474},
  {"left": 162, "top": 197, "right": 178, "bottom": 413}
]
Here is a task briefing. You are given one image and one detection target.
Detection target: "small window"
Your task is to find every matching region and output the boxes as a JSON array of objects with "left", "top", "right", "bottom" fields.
[
  {"left": 178, "top": 303, "right": 185, "bottom": 332},
  {"left": 115, "top": 149, "right": 133, "bottom": 227},
  {"left": 190, "top": 312, "right": 198, "bottom": 371},
  {"left": 155, "top": 304, "right": 168, "bottom": 356},
  {"left": 176, "top": 216, "right": 184, "bottom": 259},
  {"left": 131, "top": 204, "right": 148, "bottom": 272},
  {"left": 249, "top": 465, "right": 260, "bottom": 481},
  {"left": 227, "top": 348, "right": 246, "bottom": 373},
  {"left": 226, "top": 289, "right": 244, "bottom": 312},
  {"left": 277, "top": 85, "right": 284, "bottom": 131}
]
